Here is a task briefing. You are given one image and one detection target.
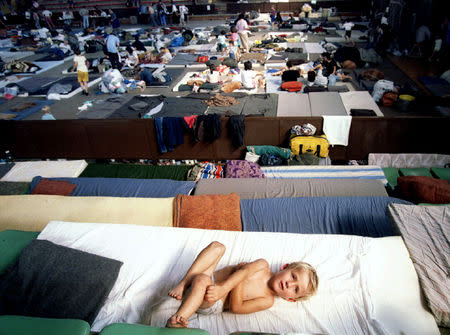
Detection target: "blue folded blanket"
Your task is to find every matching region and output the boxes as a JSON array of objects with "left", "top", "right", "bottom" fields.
[
  {"left": 241, "top": 196, "right": 412, "bottom": 237},
  {"left": 29, "top": 176, "right": 195, "bottom": 198}
]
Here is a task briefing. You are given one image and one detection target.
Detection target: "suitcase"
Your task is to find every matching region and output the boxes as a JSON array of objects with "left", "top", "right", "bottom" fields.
[{"left": 289, "top": 134, "right": 329, "bottom": 157}]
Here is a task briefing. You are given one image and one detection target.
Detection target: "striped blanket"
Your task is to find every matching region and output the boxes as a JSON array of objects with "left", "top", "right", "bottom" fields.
[{"left": 261, "top": 165, "right": 388, "bottom": 185}]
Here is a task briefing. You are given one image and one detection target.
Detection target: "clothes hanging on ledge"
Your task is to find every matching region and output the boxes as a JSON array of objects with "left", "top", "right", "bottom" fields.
[
  {"left": 194, "top": 114, "right": 222, "bottom": 143},
  {"left": 154, "top": 117, "right": 185, "bottom": 153},
  {"left": 228, "top": 115, "right": 245, "bottom": 148}
]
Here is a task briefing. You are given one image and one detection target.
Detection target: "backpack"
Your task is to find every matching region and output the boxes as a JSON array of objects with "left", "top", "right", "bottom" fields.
[
  {"left": 281, "top": 81, "right": 303, "bottom": 92},
  {"left": 259, "top": 153, "right": 283, "bottom": 166},
  {"left": 289, "top": 134, "right": 329, "bottom": 157}
]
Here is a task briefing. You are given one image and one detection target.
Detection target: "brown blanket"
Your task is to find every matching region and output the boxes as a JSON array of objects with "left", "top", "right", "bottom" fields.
[
  {"left": 397, "top": 176, "right": 450, "bottom": 203},
  {"left": 173, "top": 193, "right": 241, "bottom": 231}
]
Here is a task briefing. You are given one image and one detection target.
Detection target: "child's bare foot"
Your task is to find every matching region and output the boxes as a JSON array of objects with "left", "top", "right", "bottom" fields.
[
  {"left": 166, "top": 315, "right": 188, "bottom": 328},
  {"left": 205, "top": 284, "right": 227, "bottom": 303},
  {"left": 168, "top": 282, "right": 185, "bottom": 300}
]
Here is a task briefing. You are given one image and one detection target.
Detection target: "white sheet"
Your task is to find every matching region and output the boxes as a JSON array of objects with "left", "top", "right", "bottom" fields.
[
  {"left": 37, "top": 222, "right": 439, "bottom": 335},
  {"left": 339, "top": 91, "right": 383, "bottom": 117},
  {"left": 0, "top": 160, "right": 88, "bottom": 182},
  {"left": 322, "top": 115, "right": 352, "bottom": 146}
]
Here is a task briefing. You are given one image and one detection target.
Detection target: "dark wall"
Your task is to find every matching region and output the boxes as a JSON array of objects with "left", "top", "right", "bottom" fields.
[{"left": 1, "top": 117, "right": 449, "bottom": 160}]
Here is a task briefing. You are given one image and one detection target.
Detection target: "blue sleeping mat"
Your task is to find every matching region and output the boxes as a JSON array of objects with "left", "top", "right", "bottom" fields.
[
  {"left": 241, "top": 196, "right": 412, "bottom": 237},
  {"left": 29, "top": 176, "right": 195, "bottom": 198}
]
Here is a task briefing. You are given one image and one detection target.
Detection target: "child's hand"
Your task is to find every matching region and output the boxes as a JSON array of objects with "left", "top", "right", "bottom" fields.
[{"left": 205, "top": 284, "right": 227, "bottom": 303}]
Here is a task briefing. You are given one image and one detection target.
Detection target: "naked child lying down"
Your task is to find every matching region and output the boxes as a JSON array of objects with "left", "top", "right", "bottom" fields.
[{"left": 167, "top": 241, "right": 318, "bottom": 327}]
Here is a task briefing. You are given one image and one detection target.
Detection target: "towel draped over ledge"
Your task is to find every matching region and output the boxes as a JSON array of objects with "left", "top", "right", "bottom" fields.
[{"left": 173, "top": 193, "right": 242, "bottom": 231}]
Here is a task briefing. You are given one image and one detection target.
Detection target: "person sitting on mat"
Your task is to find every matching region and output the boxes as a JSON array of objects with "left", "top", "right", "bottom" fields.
[
  {"left": 241, "top": 61, "right": 265, "bottom": 89},
  {"left": 206, "top": 63, "right": 220, "bottom": 84},
  {"left": 167, "top": 241, "right": 319, "bottom": 328}
]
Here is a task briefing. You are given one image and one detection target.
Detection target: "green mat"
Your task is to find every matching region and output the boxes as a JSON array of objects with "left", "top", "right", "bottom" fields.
[
  {"left": 79, "top": 164, "right": 191, "bottom": 181},
  {"left": 382, "top": 167, "right": 400, "bottom": 191},
  {"left": 430, "top": 167, "right": 450, "bottom": 180},
  {"left": 0, "top": 316, "right": 90, "bottom": 335},
  {"left": 0, "top": 182, "right": 30, "bottom": 195},
  {"left": 398, "top": 168, "right": 433, "bottom": 177},
  {"left": 0, "top": 230, "right": 39, "bottom": 275},
  {"left": 99, "top": 323, "right": 210, "bottom": 335}
]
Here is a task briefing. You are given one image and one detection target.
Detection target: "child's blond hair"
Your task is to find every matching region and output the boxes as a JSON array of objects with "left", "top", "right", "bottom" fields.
[
  {"left": 286, "top": 261, "right": 319, "bottom": 301},
  {"left": 41, "top": 105, "right": 51, "bottom": 113}
]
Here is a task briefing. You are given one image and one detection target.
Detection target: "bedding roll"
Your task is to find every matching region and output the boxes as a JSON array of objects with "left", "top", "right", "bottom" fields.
[
  {"left": 173, "top": 193, "right": 241, "bottom": 231},
  {"left": 0, "top": 195, "right": 174, "bottom": 231}
]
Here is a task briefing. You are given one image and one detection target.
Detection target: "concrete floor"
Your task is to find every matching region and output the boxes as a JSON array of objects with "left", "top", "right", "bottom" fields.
[{"left": 0, "top": 20, "right": 436, "bottom": 119}]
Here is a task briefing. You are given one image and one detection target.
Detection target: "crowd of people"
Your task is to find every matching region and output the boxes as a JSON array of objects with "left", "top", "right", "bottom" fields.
[{"left": 20, "top": 0, "right": 189, "bottom": 32}]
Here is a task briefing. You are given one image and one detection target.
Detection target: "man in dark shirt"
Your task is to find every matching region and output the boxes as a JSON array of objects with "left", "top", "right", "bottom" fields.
[
  {"left": 132, "top": 35, "right": 147, "bottom": 52},
  {"left": 313, "top": 52, "right": 351, "bottom": 86},
  {"left": 281, "top": 60, "right": 301, "bottom": 82},
  {"left": 320, "top": 52, "right": 337, "bottom": 77}
]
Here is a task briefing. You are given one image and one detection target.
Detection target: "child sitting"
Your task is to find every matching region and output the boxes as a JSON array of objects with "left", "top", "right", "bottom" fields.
[
  {"left": 41, "top": 105, "right": 56, "bottom": 120},
  {"left": 241, "top": 61, "right": 265, "bottom": 89},
  {"left": 227, "top": 40, "right": 240, "bottom": 60},
  {"left": 167, "top": 241, "right": 319, "bottom": 328},
  {"left": 206, "top": 63, "right": 220, "bottom": 84},
  {"left": 307, "top": 68, "right": 328, "bottom": 87}
]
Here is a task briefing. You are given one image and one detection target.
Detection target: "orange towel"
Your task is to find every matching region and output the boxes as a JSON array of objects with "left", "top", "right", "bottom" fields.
[{"left": 173, "top": 193, "right": 242, "bottom": 231}]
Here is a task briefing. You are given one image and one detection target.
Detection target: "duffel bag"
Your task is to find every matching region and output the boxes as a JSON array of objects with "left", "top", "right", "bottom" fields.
[{"left": 289, "top": 134, "right": 329, "bottom": 157}]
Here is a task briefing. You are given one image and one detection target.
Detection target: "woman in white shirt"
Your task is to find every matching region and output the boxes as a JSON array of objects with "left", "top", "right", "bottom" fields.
[
  {"left": 241, "top": 61, "right": 264, "bottom": 89},
  {"left": 206, "top": 63, "right": 220, "bottom": 84}
]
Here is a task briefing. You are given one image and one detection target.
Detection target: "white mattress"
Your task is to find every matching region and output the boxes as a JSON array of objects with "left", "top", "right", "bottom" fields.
[
  {"left": 37, "top": 221, "right": 439, "bottom": 335},
  {"left": 0, "top": 160, "right": 88, "bottom": 182},
  {"left": 339, "top": 91, "right": 383, "bottom": 117},
  {"left": 277, "top": 92, "right": 311, "bottom": 116}
]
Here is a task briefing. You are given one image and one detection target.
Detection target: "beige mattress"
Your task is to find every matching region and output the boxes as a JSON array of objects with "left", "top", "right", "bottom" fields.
[
  {"left": 0, "top": 195, "right": 174, "bottom": 231},
  {"left": 194, "top": 178, "right": 388, "bottom": 198}
]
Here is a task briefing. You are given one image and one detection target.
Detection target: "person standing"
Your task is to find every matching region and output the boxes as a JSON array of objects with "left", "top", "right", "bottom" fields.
[
  {"left": 169, "top": 0, "right": 178, "bottom": 25},
  {"left": 157, "top": 0, "right": 167, "bottom": 26},
  {"left": 236, "top": 13, "right": 249, "bottom": 52},
  {"left": 179, "top": 4, "right": 188, "bottom": 26},
  {"left": 106, "top": 30, "right": 120, "bottom": 69},
  {"left": 148, "top": 3, "right": 157, "bottom": 26},
  {"left": 109, "top": 9, "right": 120, "bottom": 29},
  {"left": 32, "top": 9, "right": 40, "bottom": 29},
  {"left": 72, "top": 49, "right": 90, "bottom": 96},
  {"left": 342, "top": 19, "right": 355, "bottom": 46},
  {"left": 79, "top": 7, "right": 89, "bottom": 29},
  {"left": 42, "top": 7, "right": 55, "bottom": 30},
  {"left": 270, "top": 6, "right": 276, "bottom": 28},
  {"left": 138, "top": 3, "right": 148, "bottom": 24}
]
